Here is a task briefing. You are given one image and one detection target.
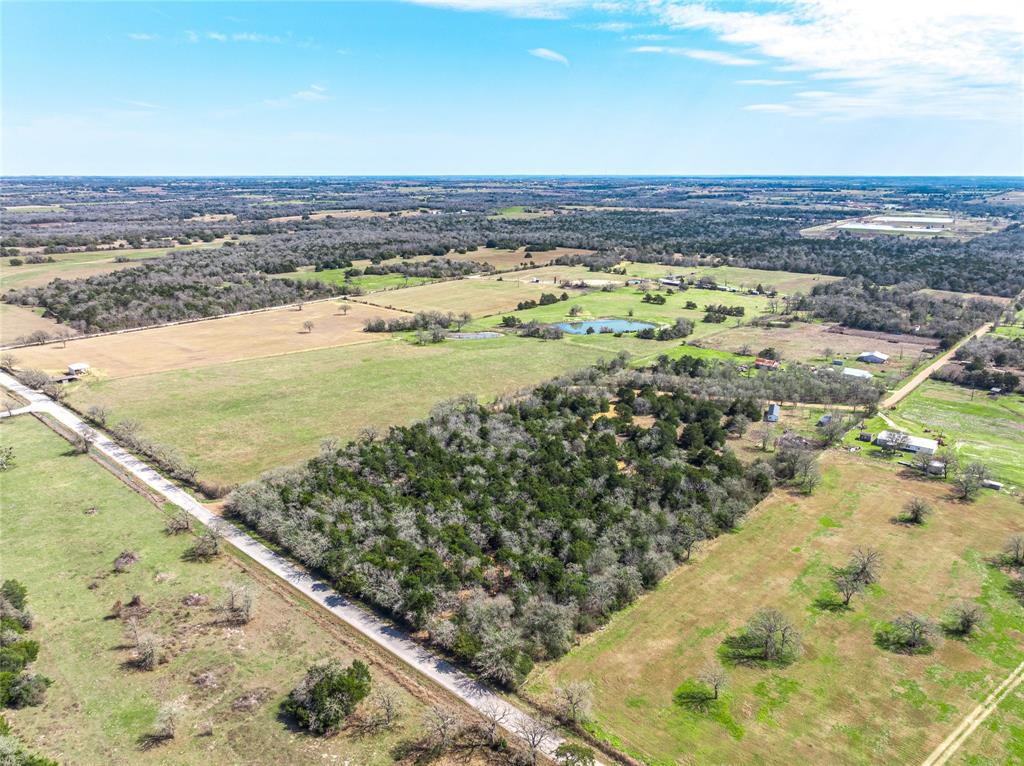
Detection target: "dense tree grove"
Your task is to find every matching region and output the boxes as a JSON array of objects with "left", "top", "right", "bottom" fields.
[
  {"left": 794, "top": 278, "right": 1004, "bottom": 346},
  {"left": 227, "top": 357, "right": 784, "bottom": 687}
]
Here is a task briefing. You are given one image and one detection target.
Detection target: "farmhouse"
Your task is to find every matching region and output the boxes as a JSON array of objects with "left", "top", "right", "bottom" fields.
[
  {"left": 755, "top": 357, "right": 781, "bottom": 371},
  {"left": 857, "top": 351, "right": 889, "bottom": 364},
  {"left": 874, "top": 429, "right": 938, "bottom": 456},
  {"left": 657, "top": 276, "right": 682, "bottom": 288},
  {"left": 841, "top": 367, "right": 874, "bottom": 380},
  {"left": 765, "top": 403, "right": 781, "bottom": 422}
]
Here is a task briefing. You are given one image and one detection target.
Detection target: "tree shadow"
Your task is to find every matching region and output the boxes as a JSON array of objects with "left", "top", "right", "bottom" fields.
[
  {"left": 673, "top": 681, "right": 719, "bottom": 713},
  {"left": 717, "top": 635, "right": 796, "bottom": 669},
  {"left": 873, "top": 627, "right": 935, "bottom": 656},
  {"left": 811, "top": 592, "right": 850, "bottom": 613},
  {"left": 136, "top": 732, "right": 173, "bottom": 751}
]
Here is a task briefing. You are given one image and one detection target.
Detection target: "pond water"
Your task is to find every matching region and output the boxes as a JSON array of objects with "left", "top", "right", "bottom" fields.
[{"left": 557, "top": 319, "right": 655, "bottom": 335}]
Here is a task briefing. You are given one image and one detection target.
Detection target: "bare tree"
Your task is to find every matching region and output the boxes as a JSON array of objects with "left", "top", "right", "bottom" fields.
[
  {"left": 944, "top": 602, "right": 984, "bottom": 636},
  {"left": 219, "top": 583, "right": 253, "bottom": 624},
  {"left": 953, "top": 462, "right": 990, "bottom": 501},
  {"left": 848, "top": 547, "right": 882, "bottom": 587},
  {"left": 698, "top": 662, "right": 728, "bottom": 699},
  {"left": 423, "top": 707, "right": 460, "bottom": 753},
  {"left": 165, "top": 509, "right": 192, "bottom": 535},
  {"left": 744, "top": 609, "right": 801, "bottom": 662},
  {"left": 478, "top": 702, "right": 510, "bottom": 747},
  {"left": 85, "top": 404, "right": 109, "bottom": 427},
  {"left": 886, "top": 612, "right": 940, "bottom": 652},
  {"left": 834, "top": 571, "right": 865, "bottom": 607},
  {"left": 302, "top": 320, "right": 314, "bottom": 334},
  {"left": 369, "top": 687, "right": 402, "bottom": 729},
  {"left": 515, "top": 717, "right": 554, "bottom": 766},
  {"left": 1004, "top": 535, "right": 1024, "bottom": 567},
  {"left": 338, "top": 300, "right": 350, "bottom": 316},
  {"left": 555, "top": 680, "right": 593, "bottom": 724},
  {"left": 187, "top": 528, "right": 222, "bottom": 561},
  {"left": 901, "top": 497, "right": 933, "bottom": 525},
  {"left": 0, "top": 353, "right": 17, "bottom": 371},
  {"left": 754, "top": 424, "right": 777, "bottom": 452}
]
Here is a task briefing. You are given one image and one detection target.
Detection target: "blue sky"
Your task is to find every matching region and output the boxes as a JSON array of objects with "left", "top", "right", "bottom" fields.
[{"left": 2, "top": 1, "right": 1022, "bottom": 175}]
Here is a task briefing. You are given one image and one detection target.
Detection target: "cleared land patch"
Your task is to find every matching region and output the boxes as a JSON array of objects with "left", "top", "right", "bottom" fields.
[
  {"left": 0, "top": 416, "right": 430, "bottom": 765},
  {"left": 0, "top": 302, "right": 77, "bottom": 346},
  {"left": 65, "top": 333, "right": 654, "bottom": 485},
  {"left": 14, "top": 299, "right": 402, "bottom": 379},
  {"left": 621, "top": 263, "right": 843, "bottom": 295},
  {"left": 359, "top": 278, "right": 556, "bottom": 317},
  {"left": 447, "top": 246, "right": 591, "bottom": 271},
  {"left": 527, "top": 452, "right": 1024, "bottom": 765}
]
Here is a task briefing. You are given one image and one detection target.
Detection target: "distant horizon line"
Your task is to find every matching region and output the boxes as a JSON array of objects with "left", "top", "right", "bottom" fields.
[{"left": 3, "top": 174, "right": 1023, "bottom": 181}]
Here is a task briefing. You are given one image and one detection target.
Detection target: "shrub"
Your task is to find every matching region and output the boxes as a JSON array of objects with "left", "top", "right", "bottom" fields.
[
  {"left": 282, "top": 659, "right": 372, "bottom": 735},
  {"left": 0, "top": 583, "right": 27, "bottom": 612},
  {"left": 5, "top": 673, "right": 51, "bottom": 708},
  {"left": 876, "top": 612, "right": 940, "bottom": 654}
]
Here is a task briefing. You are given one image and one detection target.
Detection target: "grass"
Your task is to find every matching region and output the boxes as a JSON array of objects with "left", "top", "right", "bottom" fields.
[
  {"left": 488, "top": 205, "right": 552, "bottom": 219},
  {"left": 65, "top": 333, "right": 656, "bottom": 485},
  {"left": 0, "top": 416, "right": 428, "bottom": 765},
  {"left": 4, "top": 204, "right": 64, "bottom": 213},
  {"left": 526, "top": 452, "right": 1024, "bottom": 765},
  {"left": 360, "top": 278, "right": 557, "bottom": 317},
  {"left": 0, "top": 303, "right": 74, "bottom": 346},
  {"left": 858, "top": 380, "right": 1024, "bottom": 487},
  {"left": 274, "top": 268, "right": 436, "bottom": 292},
  {"left": 619, "top": 263, "right": 842, "bottom": 295}
]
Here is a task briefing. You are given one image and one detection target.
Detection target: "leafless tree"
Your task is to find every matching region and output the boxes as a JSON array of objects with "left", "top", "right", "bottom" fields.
[
  {"left": 478, "top": 702, "right": 510, "bottom": 746},
  {"left": 338, "top": 300, "right": 350, "bottom": 316},
  {"left": 165, "top": 509, "right": 192, "bottom": 535},
  {"left": 888, "top": 612, "right": 940, "bottom": 652},
  {"left": 882, "top": 431, "right": 910, "bottom": 455},
  {"left": 219, "top": 583, "right": 253, "bottom": 624},
  {"left": 754, "top": 424, "right": 777, "bottom": 452},
  {"left": 745, "top": 609, "right": 801, "bottom": 662},
  {"left": 954, "top": 462, "right": 991, "bottom": 501},
  {"left": 848, "top": 547, "right": 882, "bottom": 587},
  {"left": 423, "top": 707, "right": 460, "bottom": 752},
  {"left": 302, "top": 319, "right": 314, "bottom": 334},
  {"left": 698, "top": 662, "right": 728, "bottom": 699},
  {"left": 85, "top": 404, "right": 109, "bottom": 427},
  {"left": 901, "top": 497, "right": 932, "bottom": 524},
  {"left": 834, "top": 571, "right": 864, "bottom": 607},
  {"left": 515, "top": 716, "right": 554, "bottom": 766},
  {"left": 1004, "top": 535, "right": 1024, "bottom": 567},
  {"left": 370, "top": 687, "right": 402, "bottom": 729},
  {"left": 187, "top": 528, "right": 222, "bottom": 561},
  {"left": 555, "top": 680, "right": 593, "bottom": 724},
  {"left": 0, "top": 353, "right": 17, "bottom": 371},
  {"left": 944, "top": 602, "right": 984, "bottom": 636}
]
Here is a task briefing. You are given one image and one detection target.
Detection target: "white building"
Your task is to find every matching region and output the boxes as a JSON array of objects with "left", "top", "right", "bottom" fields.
[
  {"left": 842, "top": 367, "right": 874, "bottom": 380},
  {"left": 857, "top": 351, "right": 889, "bottom": 364},
  {"left": 67, "top": 362, "right": 90, "bottom": 376},
  {"left": 874, "top": 430, "right": 938, "bottom": 456}
]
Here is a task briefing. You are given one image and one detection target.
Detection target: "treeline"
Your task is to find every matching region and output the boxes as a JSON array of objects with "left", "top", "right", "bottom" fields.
[
  {"left": 1, "top": 580, "right": 51, "bottom": 711},
  {"left": 3, "top": 247, "right": 338, "bottom": 333},
  {"left": 227, "top": 356, "right": 779, "bottom": 688},
  {"left": 939, "top": 335, "right": 1024, "bottom": 391},
  {"left": 794, "top": 278, "right": 1003, "bottom": 346}
]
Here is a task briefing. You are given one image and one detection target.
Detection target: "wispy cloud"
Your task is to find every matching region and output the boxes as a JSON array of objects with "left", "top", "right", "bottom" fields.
[
  {"left": 206, "top": 31, "right": 227, "bottom": 42},
  {"left": 737, "top": 79, "right": 794, "bottom": 87},
  {"left": 529, "top": 47, "right": 569, "bottom": 65},
  {"left": 186, "top": 30, "right": 284, "bottom": 44},
  {"left": 628, "top": 33, "right": 671, "bottom": 41},
  {"left": 402, "top": 0, "right": 586, "bottom": 19},
  {"left": 582, "top": 21, "right": 633, "bottom": 32},
  {"left": 264, "top": 84, "right": 333, "bottom": 108},
  {"left": 657, "top": 0, "right": 1024, "bottom": 120},
  {"left": 117, "top": 99, "right": 164, "bottom": 110},
  {"left": 127, "top": 33, "right": 159, "bottom": 41},
  {"left": 630, "top": 46, "right": 760, "bottom": 66}
]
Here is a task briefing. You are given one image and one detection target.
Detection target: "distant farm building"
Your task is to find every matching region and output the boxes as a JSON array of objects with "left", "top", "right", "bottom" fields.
[
  {"left": 817, "top": 414, "right": 832, "bottom": 427},
  {"left": 841, "top": 367, "right": 874, "bottom": 380},
  {"left": 874, "top": 430, "right": 938, "bottom": 456},
  {"left": 857, "top": 351, "right": 890, "bottom": 364},
  {"left": 658, "top": 276, "right": 683, "bottom": 288},
  {"left": 755, "top": 357, "right": 781, "bottom": 371},
  {"left": 765, "top": 403, "right": 781, "bottom": 422},
  {"left": 67, "top": 362, "right": 90, "bottom": 376}
]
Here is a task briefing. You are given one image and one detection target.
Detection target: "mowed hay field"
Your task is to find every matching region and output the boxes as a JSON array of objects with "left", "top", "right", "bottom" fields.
[
  {"left": 621, "top": 263, "right": 843, "bottom": 295},
  {"left": 447, "top": 246, "right": 592, "bottom": 271},
  {"left": 0, "top": 416, "right": 434, "bottom": 765},
  {"left": 485, "top": 264, "right": 624, "bottom": 286},
  {"left": 527, "top": 452, "right": 1024, "bottom": 766},
  {"left": 66, "top": 333, "right": 654, "bottom": 485},
  {"left": 0, "top": 302, "right": 76, "bottom": 346},
  {"left": 360, "top": 278, "right": 556, "bottom": 317},
  {"left": 15, "top": 300, "right": 404, "bottom": 379}
]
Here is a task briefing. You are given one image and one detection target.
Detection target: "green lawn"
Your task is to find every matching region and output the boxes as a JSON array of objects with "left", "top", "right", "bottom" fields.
[
  {"left": 277, "top": 268, "right": 435, "bottom": 292},
  {"left": 468, "top": 285, "right": 770, "bottom": 343},
  {"left": 66, "top": 333, "right": 659, "bottom": 486},
  {"left": 619, "top": 263, "right": 842, "bottom": 295},
  {"left": 528, "top": 452, "right": 1024, "bottom": 765},
  {"left": 0, "top": 416, "right": 425, "bottom": 765},
  {"left": 855, "top": 380, "right": 1024, "bottom": 487}
]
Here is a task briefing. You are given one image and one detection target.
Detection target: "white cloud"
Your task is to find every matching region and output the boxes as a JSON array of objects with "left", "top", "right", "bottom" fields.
[
  {"left": 737, "top": 79, "right": 794, "bottom": 86},
  {"left": 185, "top": 30, "right": 199, "bottom": 44},
  {"left": 264, "top": 85, "right": 333, "bottom": 108},
  {"left": 630, "top": 46, "right": 760, "bottom": 66},
  {"left": 583, "top": 21, "right": 634, "bottom": 32},
  {"left": 127, "top": 33, "right": 158, "bottom": 41},
  {"left": 529, "top": 47, "right": 570, "bottom": 65},
  {"left": 232, "top": 32, "right": 283, "bottom": 43},
  {"left": 402, "top": 0, "right": 587, "bottom": 19},
  {"left": 206, "top": 31, "right": 228, "bottom": 42},
  {"left": 657, "top": 0, "right": 1024, "bottom": 120},
  {"left": 628, "top": 33, "right": 672, "bottom": 41}
]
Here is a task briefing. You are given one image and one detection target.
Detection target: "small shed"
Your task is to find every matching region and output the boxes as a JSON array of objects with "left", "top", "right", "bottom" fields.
[
  {"left": 842, "top": 367, "right": 874, "bottom": 380},
  {"left": 67, "top": 362, "right": 90, "bottom": 376},
  {"left": 755, "top": 357, "right": 781, "bottom": 371},
  {"left": 765, "top": 403, "right": 781, "bottom": 422},
  {"left": 981, "top": 479, "right": 1004, "bottom": 490},
  {"left": 858, "top": 431, "right": 873, "bottom": 442},
  {"left": 832, "top": 359, "right": 844, "bottom": 366},
  {"left": 817, "top": 414, "right": 832, "bottom": 427},
  {"left": 857, "top": 351, "right": 889, "bottom": 364}
]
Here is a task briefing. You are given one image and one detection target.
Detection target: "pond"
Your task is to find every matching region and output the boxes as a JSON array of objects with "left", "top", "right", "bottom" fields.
[{"left": 557, "top": 319, "right": 655, "bottom": 335}]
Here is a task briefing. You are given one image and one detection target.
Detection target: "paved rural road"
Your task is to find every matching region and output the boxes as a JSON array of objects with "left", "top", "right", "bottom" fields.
[
  {"left": 920, "top": 660, "right": 1024, "bottom": 766},
  {"left": 0, "top": 370, "right": 601, "bottom": 765},
  {"left": 880, "top": 322, "right": 993, "bottom": 409}
]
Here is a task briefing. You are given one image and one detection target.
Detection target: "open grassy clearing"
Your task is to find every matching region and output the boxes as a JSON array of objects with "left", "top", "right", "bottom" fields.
[
  {"left": 488, "top": 205, "right": 553, "bottom": 220},
  {"left": 855, "top": 380, "right": 1024, "bottom": 487},
  {"left": 0, "top": 416, "right": 434, "bottom": 765},
  {"left": 447, "top": 246, "right": 592, "bottom": 271},
  {"left": 621, "top": 263, "right": 843, "bottom": 295},
  {"left": 486, "top": 264, "right": 624, "bottom": 286},
  {"left": 267, "top": 208, "right": 423, "bottom": 223},
  {"left": 274, "top": 267, "right": 437, "bottom": 292},
  {"left": 469, "top": 285, "right": 772, "bottom": 341},
  {"left": 360, "top": 277, "right": 557, "bottom": 317},
  {"left": 0, "top": 302, "right": 77, "bottom": 346},
  {"left": 1, "top": 240, "right": 230, "bottom": 290},
  {"left": 4, "top": 204, "right": 65, "bottom": 213},
  {"left": 702, "top": 321, "right": 934, "bottom": 381},
  {"left": 527, "top": 451, "right": 1024, "bottom": 766},
  {"left": 65, "top": 332, "right": 655, "bottom": 485},
  {"left": 916, "top": 289, "right": 1012, "bottom": 306},
  {"left": 14, "top": 300, "right": 404, "bottom": 379},
  {"left": 993, "top": 309, "right": 1024, "bottom": 340}
]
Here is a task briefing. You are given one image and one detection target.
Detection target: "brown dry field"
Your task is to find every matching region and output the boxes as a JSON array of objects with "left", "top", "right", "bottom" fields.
[
  {"left": 359, "top": 277, "right": 556, "bottom": 317},
  {"left": 14, "top": 299, "right": 404, "bottom": 379},
  {"left": 0, "top": 303, "right": 76, "bottom": 346},
  {"left": 703, "top": 321, "right": 934, "bottom": 375},
  {"left": 529, "top": 451, "right": 1024, "bottom": 765},
  {"left": 485, "top": 264, "right": 625, "bottom": 286},
  {"left": 446, "top": 246, "right": 592, "bottom": 271},
  {"left": 916, "top": 288, "right": 1012, "bottom": 306}
]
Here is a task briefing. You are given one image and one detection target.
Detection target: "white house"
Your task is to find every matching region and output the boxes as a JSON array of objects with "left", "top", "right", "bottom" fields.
[
  {"left": 858, "top": 351, "right": 890, "bottom": 364},
  {"left": 874, "top": 430, "right": 938, "bottom": 455},
  {"left": 842, "top": 367, "right": 874, "bottom": 380},
  {"left": 67, "top": 362, "right": 90, "bottom": 376}
]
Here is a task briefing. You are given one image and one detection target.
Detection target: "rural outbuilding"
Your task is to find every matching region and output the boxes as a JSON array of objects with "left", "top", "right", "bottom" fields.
[
  {"left": 874, "top": 429, "right": 938, "bottom": 456},
  {"left": 857, "top": 351, "right": 889, "bottom": 364},
  {"left": 765, "top": 403, "right": 781, "bottom": 422},
  {"left": 755, "top": 357, "right": 781, "bottom": 371},
  {"left": 842, "top": 367, "right": 874, "bottom": 380},
  {"left": 67, "top": 362, "right": 90, "bottom": 376}
]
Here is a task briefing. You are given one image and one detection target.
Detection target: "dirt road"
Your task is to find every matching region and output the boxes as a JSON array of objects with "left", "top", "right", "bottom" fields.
[{"left": 881, "top": 323, "right": 992, "bottom": 409}]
